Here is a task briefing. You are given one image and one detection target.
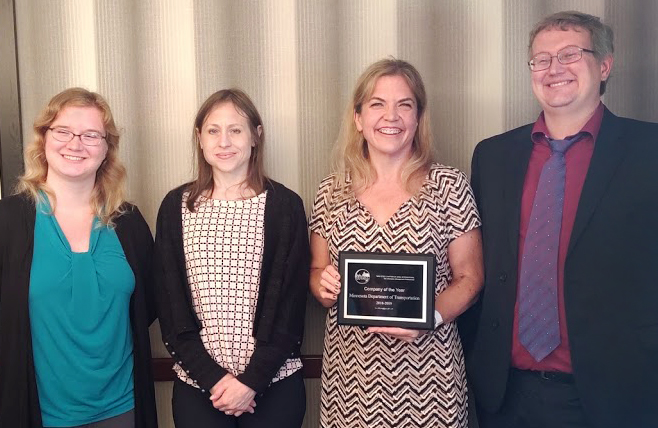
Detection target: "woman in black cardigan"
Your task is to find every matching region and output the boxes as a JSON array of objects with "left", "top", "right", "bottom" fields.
[
  {"left": 0, "top": 88, "right": 158, "bottom": 428},
  {"left": 154, "top": 89, "right": 309, "bottom": 428}
]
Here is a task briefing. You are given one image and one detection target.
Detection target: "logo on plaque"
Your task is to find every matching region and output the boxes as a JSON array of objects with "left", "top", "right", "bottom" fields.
[{"left": 354, "top": 269, "right": 370, "bottom": 284}]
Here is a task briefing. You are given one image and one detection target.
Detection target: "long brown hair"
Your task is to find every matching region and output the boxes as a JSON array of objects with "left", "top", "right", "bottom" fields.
[
  {"left": 332, "top": 58, "right": 434, "bottom": 196},
  {"left": 186, "top": 89, "right": 267, "bottom": 211},
  {"left": 16, "top": 87, "right": 126, "bottom": 226}
]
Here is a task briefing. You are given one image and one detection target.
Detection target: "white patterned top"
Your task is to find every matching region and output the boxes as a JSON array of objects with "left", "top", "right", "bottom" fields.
[{"left": 175, "top": 191, "right": 302, "bottom": 388}]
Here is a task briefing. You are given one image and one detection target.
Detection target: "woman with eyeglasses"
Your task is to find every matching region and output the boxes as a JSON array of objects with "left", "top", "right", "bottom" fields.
[
  {"left": 0, "top": 88, "right": 158, "bottom": 427},
  {"left": 154, "top": 88, "right": 309, "bottom": 428}
]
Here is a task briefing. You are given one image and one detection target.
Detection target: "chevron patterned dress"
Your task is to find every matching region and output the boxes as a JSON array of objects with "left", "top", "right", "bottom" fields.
[{"left": 310, "top": 164, "right": 481, "bottom": 428}]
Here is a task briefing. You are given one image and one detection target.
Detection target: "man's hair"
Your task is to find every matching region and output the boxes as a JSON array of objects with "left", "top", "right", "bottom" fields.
[{"left": 529, "top": 11, "right": 614, "bottom": 94}]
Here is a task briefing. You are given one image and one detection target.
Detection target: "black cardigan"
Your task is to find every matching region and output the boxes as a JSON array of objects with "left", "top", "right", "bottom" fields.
[
  {"left": 154, "top": 180, "right": 310, "bottom": 394},
  {"left": 0, "top": 194, "right": 158, "bottom": 428}
]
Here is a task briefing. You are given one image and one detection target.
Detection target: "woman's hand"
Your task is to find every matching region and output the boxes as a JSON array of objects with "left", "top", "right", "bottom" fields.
[
  {"left": 310, "top": 232, "right": 341, "bottom": 307},
  {"left": 366, "top": 326, "right": 423, "bottom": 343},
  {"left": 209, "top": 374, "right": 257, "bottom": 417},
  {"left": 318, "top": 265, "right": 341, "bottom": 301}
]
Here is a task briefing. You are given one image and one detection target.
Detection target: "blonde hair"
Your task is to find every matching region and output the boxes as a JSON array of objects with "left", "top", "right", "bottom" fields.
[
  {"left": 186, "top": 88, "right": 267, "bottom": 211},
  {"left": 332, "top": 58, "right": 434, "bottom": 196},
  {"left": 16, "top": 87, "right": 126, "bottom": 226}
]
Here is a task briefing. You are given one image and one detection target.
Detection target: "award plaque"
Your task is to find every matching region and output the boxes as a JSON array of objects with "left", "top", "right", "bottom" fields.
[{"left": 337, "top": 251, "right": 436, "bottom": 330}]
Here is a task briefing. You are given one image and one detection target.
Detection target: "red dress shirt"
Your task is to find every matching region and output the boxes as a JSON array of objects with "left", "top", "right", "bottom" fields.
[{"left": 511, "top": 103, "right": 604, "bottom": 373}]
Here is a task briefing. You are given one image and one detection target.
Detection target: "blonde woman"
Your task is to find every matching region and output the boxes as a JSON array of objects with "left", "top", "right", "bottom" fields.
[
  {"left": 0, "top": 88, "right": 157, "bottom": 427},
  {"left": 310, "top": 59, "right": 484, "bottom": 427}
]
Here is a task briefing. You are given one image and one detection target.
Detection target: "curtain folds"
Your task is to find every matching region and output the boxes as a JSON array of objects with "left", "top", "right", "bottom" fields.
[{"left": 14, "top": 2, "right": 657, "bottom": 426}]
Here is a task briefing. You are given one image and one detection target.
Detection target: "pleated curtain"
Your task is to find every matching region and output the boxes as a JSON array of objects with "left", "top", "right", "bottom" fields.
[{"left": 14, "top": 1, "right": 658, "bottom": 426}]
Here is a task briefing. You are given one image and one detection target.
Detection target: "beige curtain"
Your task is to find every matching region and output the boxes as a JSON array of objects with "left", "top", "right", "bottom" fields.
[{"left": 14, "top": 1, "right": 658, "bottom": 426}]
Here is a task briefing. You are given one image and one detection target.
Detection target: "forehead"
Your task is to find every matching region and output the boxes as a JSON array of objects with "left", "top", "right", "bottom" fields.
[
  {"left": 531, "top": 26, "right": 592, "bottom": 53},
  {"left": 53, "top": 105, "right": 104, "bottom": 128},
  {"left": 369, "top": 74, "right": 414, "bottom": 99},
  {"left": 204, "top": 102, "right": 249, "bottom": 125}
]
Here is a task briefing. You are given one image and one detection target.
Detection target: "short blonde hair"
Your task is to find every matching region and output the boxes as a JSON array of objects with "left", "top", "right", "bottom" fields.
[
  {"left": 332, "top": 58, "right": 433, "bottom": 196},
  {"left": 17, "top": 87, "right": 126, "bottom": 226}
]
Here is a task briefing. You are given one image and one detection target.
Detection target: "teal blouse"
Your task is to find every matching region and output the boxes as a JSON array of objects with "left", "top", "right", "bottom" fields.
[{"left": 29, "top": 198, "right": 135, "bottom": 427}]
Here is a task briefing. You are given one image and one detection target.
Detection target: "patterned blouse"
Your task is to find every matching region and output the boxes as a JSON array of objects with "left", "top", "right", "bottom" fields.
[
  {"left": 175, "top": 192, "right": 302, "bottom": 388},
  {"left": 310, "top": 164, "right": 481, "bottom": 428}
]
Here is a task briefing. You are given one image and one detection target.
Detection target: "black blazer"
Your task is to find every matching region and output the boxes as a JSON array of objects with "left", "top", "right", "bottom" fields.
[
  {"left": 0, "top": 194, "right": 158, "bottom": 428},
  {"left": 154, "top": 180, "right": 310, "bottom": 394},
  {"left": 465, "top": 108, "right": 658, "bottom": 428}
]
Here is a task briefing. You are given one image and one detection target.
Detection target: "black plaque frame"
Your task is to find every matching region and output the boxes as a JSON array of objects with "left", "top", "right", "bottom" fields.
[{"left": 337, "top": 251, "right": 435, "bottom": 330}]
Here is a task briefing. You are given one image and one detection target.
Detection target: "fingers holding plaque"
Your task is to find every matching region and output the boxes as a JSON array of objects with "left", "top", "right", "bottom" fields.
[{"left": 337, "top": 251, "right": 436, "bottom": 330}]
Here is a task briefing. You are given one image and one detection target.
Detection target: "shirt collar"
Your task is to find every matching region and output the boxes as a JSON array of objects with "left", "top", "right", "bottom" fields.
[{"left": 531, "top": 102, "right": 605, "bottom": 144}]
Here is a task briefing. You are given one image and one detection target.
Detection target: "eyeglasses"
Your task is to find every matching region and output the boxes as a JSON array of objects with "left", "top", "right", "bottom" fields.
[
  {"left": 48, "top": 127, "right": 106, "bottom": 146},
  {"left": 528, "top": 45, "right": 597, "bottom": 71}
]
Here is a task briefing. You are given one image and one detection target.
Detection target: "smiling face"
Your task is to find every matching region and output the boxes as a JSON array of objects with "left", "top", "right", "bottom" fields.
[
  {"left": 198, "top": 102, "right": 261, "bottom": 184},
  {"left": 45, "top": 106, "right": 108, "bottom": 186},
  {"left": 354, "top": 74, "right": 419, "bottom": 162},
  {"left": 530, "top": 27, "right": 612, "bottom": 117}
]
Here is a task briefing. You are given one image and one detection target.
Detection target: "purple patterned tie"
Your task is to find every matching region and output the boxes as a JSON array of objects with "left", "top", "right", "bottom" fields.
[{"left": 518, "top": 133, "right": 581, "bottom": 362}]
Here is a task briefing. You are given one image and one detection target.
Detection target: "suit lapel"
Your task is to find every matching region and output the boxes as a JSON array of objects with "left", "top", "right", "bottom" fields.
[
  {"left": 504, "top": 128, "right": 534, "bottom": 259},
  {"left": 567, "top": 109, "right": 626, "bottom": 256}
]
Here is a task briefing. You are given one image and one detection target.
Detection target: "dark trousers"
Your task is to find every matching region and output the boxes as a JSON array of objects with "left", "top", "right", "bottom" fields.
[
  {"left": 49, "top": 409, "right": 135, "bottom": 428},
  {"left": 478, "top": 369, "right": 589, "bottom": 428},
  {"left": 172, "top": 370, "right": 306, "bottom": 428}
]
